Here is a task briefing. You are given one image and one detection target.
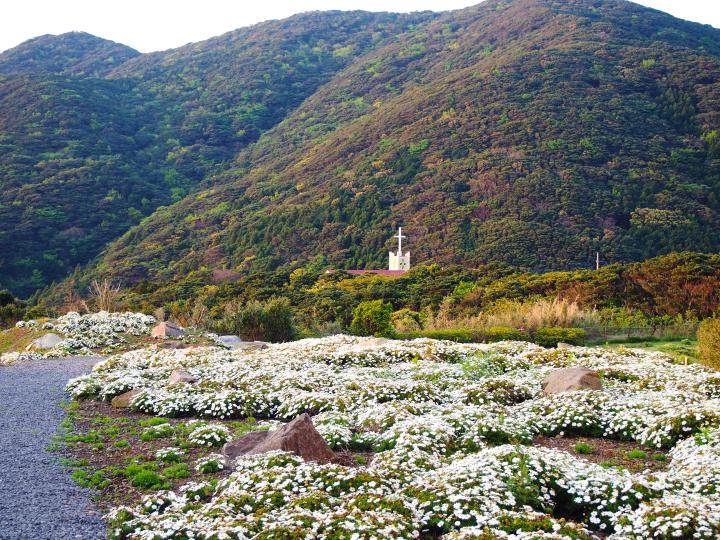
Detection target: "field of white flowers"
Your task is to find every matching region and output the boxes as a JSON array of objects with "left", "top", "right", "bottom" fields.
[{"left": 67, "top": 336, "right": 720, "bottom": 539}]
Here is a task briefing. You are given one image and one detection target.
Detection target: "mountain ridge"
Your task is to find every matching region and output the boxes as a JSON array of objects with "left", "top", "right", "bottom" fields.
[{"left": 1, "top": 0, "right": 720, "bottom": 298}]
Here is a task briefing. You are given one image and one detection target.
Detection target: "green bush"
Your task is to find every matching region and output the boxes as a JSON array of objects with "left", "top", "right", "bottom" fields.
[
  {"left": 482, "top": 326, "right": 530, "bottom": 342},
  {"left": 403, "top": 329, "right": 476, "bottom": 342},
  {"left": 391, "top": 308, "right": 423, "bottom": 332},
  {"left": 698, "top": 318, "right": 720, "bottom": 370},
  {"left": 350, "top": 300, "right": 394, "bottom": 337},
  {"left": 219, "top": 296, "right": 296, "bottom": 342},
  {"left": 401, "top": 327, "right": 530, "bottom": 344},
  {"left": 533, "top": 327, "right": 586, "bottom": 348}
]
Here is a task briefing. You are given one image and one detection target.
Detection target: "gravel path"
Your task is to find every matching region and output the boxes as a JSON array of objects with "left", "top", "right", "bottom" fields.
[{"left": 0, "top": 356, "right": 106, "bottom": 539}]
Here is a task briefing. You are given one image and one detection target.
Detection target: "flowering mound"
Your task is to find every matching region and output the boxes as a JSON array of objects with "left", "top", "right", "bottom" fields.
[
  {"left": 15, "top": 311, "right": 156, "bottom": 355},
  {"left": 68, "top": 336, "right": 720, "bottom": 538}
]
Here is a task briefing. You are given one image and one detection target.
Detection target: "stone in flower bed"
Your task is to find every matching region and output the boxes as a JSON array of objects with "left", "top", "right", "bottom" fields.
[
  {"left": 150, "top": 321, "right": 184, "bottom": 338},
  {"left": 67, "top": 336, "right": 720, "bottom": 538},
  {"left": 223, "top": 413, "right": 335, "bottom": 466},
  {"left": 543, "top": 366, "right": 603, "bottom": 394},
  {"left": 111, "top": 389, "right": 142, "bottom": 409},
  {"left": 27, "top": 333, "right": 63, "bottom": 350}
]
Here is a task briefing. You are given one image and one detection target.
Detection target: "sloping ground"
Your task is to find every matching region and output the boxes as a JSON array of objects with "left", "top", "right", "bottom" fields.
[{"left": 0, "top": 356, "right": 105, "bottom": 538}]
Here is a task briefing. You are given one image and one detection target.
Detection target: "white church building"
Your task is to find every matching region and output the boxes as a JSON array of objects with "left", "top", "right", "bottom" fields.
[
  {"left": 333, "top": 227, "right": 412, "bottom": 277},
  {"left": 388, "top": 227, "right": 411, "bottom": 271}
]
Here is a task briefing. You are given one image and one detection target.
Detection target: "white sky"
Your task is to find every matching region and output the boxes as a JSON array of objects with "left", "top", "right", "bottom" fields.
[{"left": 1, "top": 0, "right": 718, "bottom": 54}]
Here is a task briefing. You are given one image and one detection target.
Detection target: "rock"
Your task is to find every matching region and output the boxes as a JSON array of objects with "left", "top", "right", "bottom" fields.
[
  {"left": 542, "top": 367, "right": 602, "bottom": 394},
  {"left": 27, "top": 333, "right": 63, "bottom": 350},
  {"left": 222, "top": 431, "right": 270, "bottom": 463},
  {"left": 111, "top": 389, "right": 142, "bottom": 408},
  {"left": 556, "top": 342, "right": 573, "bottom": 349},
  {"left": 168, "top": 369, "right": 197, "bottom": 384},
  {"left": 366, "top": 337, "right": 390, "bottom": 347},
  {"left": 216, "top": 335, "right": 243, "bottom": 348},
  {"left": 233, "top": 341, "right": 269, "bottom": 351},
  {"left": 223, "top": 414, "right": 335, "bottom": 467},
  {"left": 151, "top": 321, "right": 184, "bottom": 338}
]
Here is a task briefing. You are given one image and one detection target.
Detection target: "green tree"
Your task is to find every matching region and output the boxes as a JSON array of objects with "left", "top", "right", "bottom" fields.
[{"left": 350, "top": 300, "right": 394, "bottom": 337}]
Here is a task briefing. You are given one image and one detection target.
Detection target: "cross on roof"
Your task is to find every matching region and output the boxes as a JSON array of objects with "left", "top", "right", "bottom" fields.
[{"left": 394, "top": 227, "right": 406, "bottom": 254}]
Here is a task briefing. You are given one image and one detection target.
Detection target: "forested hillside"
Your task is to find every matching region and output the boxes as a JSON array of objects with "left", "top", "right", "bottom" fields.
[
  {"left": 0, "top": 12, "right": 435, "bottom": 295},
  {"left": 87, "top": 0, "right": 720, "bottom": 290},
  {"left": 2, "top": 0, "right": 720, "bottom": 299}
]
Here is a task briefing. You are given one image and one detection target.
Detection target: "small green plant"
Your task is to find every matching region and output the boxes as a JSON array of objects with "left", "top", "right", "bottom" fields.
[
  {"left": 625, "top": 449, "right": 647, "bottom": 460},
  {"left": 573, "top": 442, "right": 594, "bottom": 454},
  {"left": 156, "top": 447, "right": 184, "bottom": 463},
  {"left": 130, "top": 469, "right": 165, "bottom": 489},
  {"left": 652, "top": 452, "right": 667, "bottom": 462},
  {"left": 114, "top": 439, "right": 130, "bottom": 448},
  {"left": 162, "top": 463, "right": 190, "bottom": 479},
  {"left": 195, "top": 454, "right": 225, "bottom": 474},
  {"left": 139, "top": 417, "right": 170, "bottom": 427},
  {"left": 140, "top": 423, "right": 174, "bottom": 442}
]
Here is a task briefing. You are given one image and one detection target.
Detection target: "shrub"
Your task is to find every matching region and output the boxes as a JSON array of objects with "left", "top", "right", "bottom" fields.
[
  {"left": 401, "top": 327, "right": 530, "bottom": 343},
  {"left": 403, "top": 329, "right": 476, "bottom": 342},
  {"left": 262, "top": 297, "right": 297, "bottom": 342},
  {"left": 698, "top": 318, "right": 720, "bottom": 370},
  {"left": 533, "top": 327, "right": 586, "bottom": 348},
  {"left": 219, "top": 296, "right": 296, "bottom": 342},
  {"left": 350, "top": 300, "right": 394, "bottom": 337},
  {"left": 482, "top": 326, "right": 530, "bottom": 342},
  {"left": 391, "top": 308, "right": 423, "bottom": 332}
]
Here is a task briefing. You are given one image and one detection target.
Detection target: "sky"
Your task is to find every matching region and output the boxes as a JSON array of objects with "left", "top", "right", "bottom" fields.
[{"left": 1, "top": 0, "right": 719, "bottom": 54}]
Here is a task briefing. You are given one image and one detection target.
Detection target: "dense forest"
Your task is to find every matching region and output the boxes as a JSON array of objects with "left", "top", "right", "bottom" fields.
[
  {"left": 0, "top": 13, "right": 435, "bottom": 296},
  {"left": 1, "top": 0, "right": 720, "bottom": 299}
]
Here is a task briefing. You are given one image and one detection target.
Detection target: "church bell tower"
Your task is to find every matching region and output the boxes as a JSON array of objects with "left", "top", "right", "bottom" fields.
[{"left": 388, "top": 227, "right": 411, "bottom": 271}]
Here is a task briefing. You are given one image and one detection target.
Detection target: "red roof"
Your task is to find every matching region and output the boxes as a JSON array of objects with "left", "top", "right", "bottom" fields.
[{"left": 345, "top": 270, "right": 407, "bottom": 277}]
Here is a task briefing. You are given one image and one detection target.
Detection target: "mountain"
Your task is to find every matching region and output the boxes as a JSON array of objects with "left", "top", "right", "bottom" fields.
[
  {"left": 82, "top": 0, "right": 720, "bottom": 291},
  {"left": 0, "top": 12, "right": 436, "bottom": 296},
  {"left": 1, "top": 0, "right": 720, "bottom": 299},
  {"left": 0, "top": 32, "right": 139, "bottom": 76}
]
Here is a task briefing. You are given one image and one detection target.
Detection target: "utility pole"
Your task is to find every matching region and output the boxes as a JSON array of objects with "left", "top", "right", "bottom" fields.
[{"left": 596, "top": 252, "right": 600, "bottom": 270}]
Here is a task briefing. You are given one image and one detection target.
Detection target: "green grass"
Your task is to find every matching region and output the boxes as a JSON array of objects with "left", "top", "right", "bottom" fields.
[
  {"left": 625, "top": 449, "right": 648, "bottom": 460},
  {"left": 573, "top": 442, "right": 594, "bottom": 455},
  {"left": 590, "top": 336, "right": 698, "bottom": 363}
]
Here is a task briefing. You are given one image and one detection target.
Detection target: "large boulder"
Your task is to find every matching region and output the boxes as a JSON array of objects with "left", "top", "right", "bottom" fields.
[
  {"left": 151, "top": 321, "right": 184, "bottom": 338},
  {"left": 222, "top": 414, "right": 334, "bottom": 467},
  {"left": 168, "top": 370, "right": 197, "bottom": 384},
  {"left": 222, "top": 431, "right": 270, "bottom": 463},
  {"left": 542, "top": 367, "right": 602, "bottom": 394},
  {"left": 111, "top": 389, "right": 142, "bottom": 408},
  {"left": 27, "top": 333, "right": 63, "bottom": 350}
]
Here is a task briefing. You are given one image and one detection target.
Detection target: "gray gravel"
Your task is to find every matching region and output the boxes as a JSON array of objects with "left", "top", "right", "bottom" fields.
[{"left": 0, "top": 356, "right": 106, "bottom": 539}]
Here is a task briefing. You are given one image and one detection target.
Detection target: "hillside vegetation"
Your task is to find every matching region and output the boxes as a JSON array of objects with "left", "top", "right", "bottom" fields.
[
  {"left": 0, "top": 12, "right": 434, "bottom": 295},
  {"left": 1, "top": 0, "right": 720, "bottom": 297}
]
